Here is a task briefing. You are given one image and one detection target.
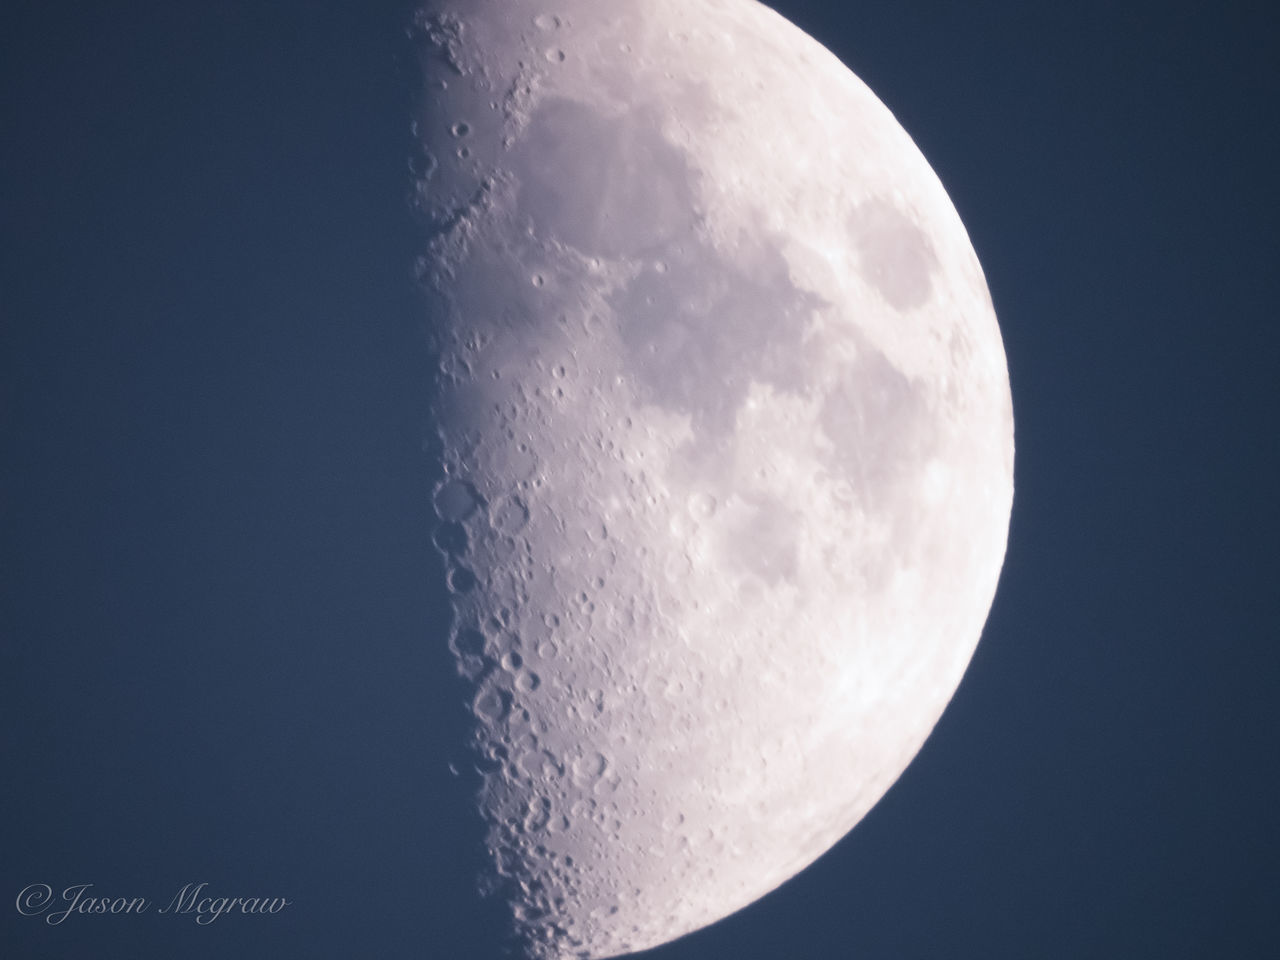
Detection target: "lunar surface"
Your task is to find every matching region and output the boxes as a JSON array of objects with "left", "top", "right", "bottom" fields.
[{"left": 411, "top": 1, "right": 1014, "bottom": 957}]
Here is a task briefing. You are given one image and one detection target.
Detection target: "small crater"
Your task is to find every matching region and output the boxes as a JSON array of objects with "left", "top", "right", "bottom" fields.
[
  {"left": 473, "top": 685, "right": 513, "bottom": 724},
  {"left": 408, "top": 147, "right": 437, "bottom": 179},
  {"left": 434, "top": 478, "right": 480, "bottom": 522},
  {"left": 448, "top": 566, "right": 477, "bottom": 594},
  {"left": 499, "top": 443, "right": 538, "bottom": 482},
  {"left": 524, "top": 797, "right": 553, "bottom": 833},
  {"left": 519, "top": 750, "right": 564, "bottom": 780},
  {"left": 450, "top": 627, "right": 486, "bottom": 658},
  {"left": 572, "top": 752, "right": 608, "bottom": 784},
  {"left": 432, "top": 520, "right": 468, "bottom": 556},
  {"left": 688, "top": 492, "right": 717, "bottom": 520},
  {"left": 516, "top": 671, "right": 542, "bottom": 693}
]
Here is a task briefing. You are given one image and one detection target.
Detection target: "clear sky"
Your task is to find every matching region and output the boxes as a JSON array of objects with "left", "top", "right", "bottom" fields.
[{"left": 3, "top": 1, "right": 1277, "bottom": 958}]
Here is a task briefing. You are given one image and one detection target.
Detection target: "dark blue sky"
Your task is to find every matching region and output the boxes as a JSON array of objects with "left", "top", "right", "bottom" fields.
[{"left": 3, "top": 1, "right": 1277, "bottom": 958}]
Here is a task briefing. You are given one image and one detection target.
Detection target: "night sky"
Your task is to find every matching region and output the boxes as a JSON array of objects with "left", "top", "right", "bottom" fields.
[{"left": 3, "top": 1, "right": 1277, "bottom": 958}]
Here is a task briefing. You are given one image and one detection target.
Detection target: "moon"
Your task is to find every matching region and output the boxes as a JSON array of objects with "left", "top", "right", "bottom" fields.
[{"left": 412, "top": 1, "right": 1013, "bottom": 957}]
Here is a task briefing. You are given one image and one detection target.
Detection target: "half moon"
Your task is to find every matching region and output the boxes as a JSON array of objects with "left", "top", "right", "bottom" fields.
[{"left": 411, "top": 1, "right": 1014, "bottom": 957}]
